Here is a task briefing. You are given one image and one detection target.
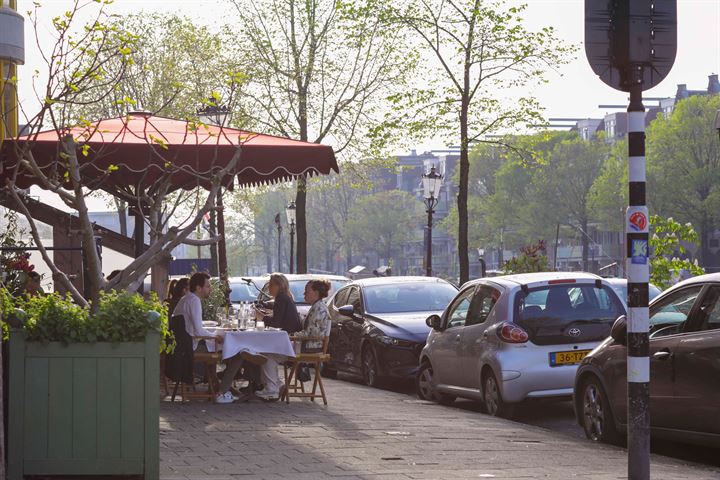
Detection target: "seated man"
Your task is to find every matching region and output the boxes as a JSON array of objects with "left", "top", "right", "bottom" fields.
[{"left": 173, "top": 272, "right": 264, "bottom": 404}]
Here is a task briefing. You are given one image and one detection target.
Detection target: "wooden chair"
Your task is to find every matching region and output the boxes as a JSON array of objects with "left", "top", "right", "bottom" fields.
[
  {"left": 282, "top": 336, "right": 330, "bottom": 405},
  {"left": 179, "top": 335, "right": 222, "bottom": 402},
  {"left": 165, "top": 315, "right": 222, "bottom": 402}
]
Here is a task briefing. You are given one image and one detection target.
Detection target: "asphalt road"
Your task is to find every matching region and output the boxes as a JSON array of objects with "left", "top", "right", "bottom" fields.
[{"left": 338, "top": 373, "right": 720, "bottom": 469}]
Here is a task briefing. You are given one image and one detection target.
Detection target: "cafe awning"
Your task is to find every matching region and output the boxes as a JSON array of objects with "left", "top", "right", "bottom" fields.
[{"left": 1, "top": 112, "right": 338, "bottom": 193}]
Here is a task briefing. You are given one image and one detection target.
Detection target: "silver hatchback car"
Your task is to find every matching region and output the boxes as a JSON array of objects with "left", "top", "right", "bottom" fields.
[{"left": 418, "top": 272, "right": 626, "bottom": 417}]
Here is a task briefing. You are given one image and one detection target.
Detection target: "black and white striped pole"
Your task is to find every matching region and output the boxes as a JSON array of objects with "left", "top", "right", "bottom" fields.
[
  {"left": 585, "top": 2, "right": 676, "bottom": 478},
  {"left": 626, "top": 79, "right": 650, "bottom": 478}
]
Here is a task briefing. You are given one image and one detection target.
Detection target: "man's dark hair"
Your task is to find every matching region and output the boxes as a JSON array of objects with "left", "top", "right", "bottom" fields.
[
  {"left": 27, "top": 271, "right": 41, "bottom": 281},
  {"left": 189, "top": 272, "right": 210, "bottom": 292}
]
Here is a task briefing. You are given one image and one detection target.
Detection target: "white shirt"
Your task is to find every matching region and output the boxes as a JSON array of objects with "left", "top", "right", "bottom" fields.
[{"left": 172, "top": 292, "right": 215, "bottom": 351}]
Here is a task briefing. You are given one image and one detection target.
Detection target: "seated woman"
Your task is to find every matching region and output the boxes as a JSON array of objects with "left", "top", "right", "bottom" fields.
[
  {"left": 295, "top": 279, "right": 332, "bottom": 352},
  {"left": 250, "top": 273, "right": 301, "bottom": 401}
]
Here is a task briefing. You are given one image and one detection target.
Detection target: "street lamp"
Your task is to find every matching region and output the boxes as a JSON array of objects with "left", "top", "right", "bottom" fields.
[
  {"left": 422, "top": 166, "right": 443, "bottom": 277},
  {"left": 285, "top": 201, "right": 297, "bottom": 274},
  {"left": 274, "top": 213, "right": 282, "bottom": 272},
  {"left": 197, "top": 97, "right": 231, "bottom": 127},
  {"left": 197, "top": 99, "right": 231, "bottom": 300}
]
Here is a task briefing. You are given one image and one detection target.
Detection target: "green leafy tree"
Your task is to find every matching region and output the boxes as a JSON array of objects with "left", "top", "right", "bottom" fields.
[
  {"left": 649, "top": 215, "right": 705, "bottom": 290},
  {"left": 346, "top": 190, "right": 424, "bottom": 263},
  {"left": 647, "top": 95, "right": 720, "bottom": 265},
  {"left": 387, "top": 0, "right": 574, "bottom": 284},
  {"left": 502, "top": 240, "right": 549, "bottom": 274},
  {"left": 230, "top": 0, "right": 415, "bottom": 274},
  {"left": 529, "top": 136, "right": 610, "bottom": 271},
  {"left": 75, "top": 13, "right": 248, "bottom": 243},
  {"left": 588, "top": 139, "right": 628, "bottom": 230}
]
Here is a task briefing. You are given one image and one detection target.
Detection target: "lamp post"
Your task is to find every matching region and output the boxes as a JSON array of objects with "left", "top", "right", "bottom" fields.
[
  {"left": 197, "top": 99, "right": 231, "bottom": 299},
  {"left": 274, "top": 213, "right": 282, "bottom": 272},
  {"left": 422, "top": 166, "right": 443, "bottom": 277},
  {"left": 714, "top": 108, "right": 720, "bottom": 141},
  {"left": 286, "top": 201, "right": 297, "bottom": 274}
]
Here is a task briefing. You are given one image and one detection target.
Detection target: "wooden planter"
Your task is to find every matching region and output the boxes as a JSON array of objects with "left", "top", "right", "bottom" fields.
[{"left": 8, "top": 329, "right": 160, "bottom": 480}]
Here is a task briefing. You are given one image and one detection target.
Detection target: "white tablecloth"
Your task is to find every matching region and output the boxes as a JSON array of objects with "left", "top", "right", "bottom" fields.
[{"left": 219, "top": 330, "right": 296, "bottom": 361}]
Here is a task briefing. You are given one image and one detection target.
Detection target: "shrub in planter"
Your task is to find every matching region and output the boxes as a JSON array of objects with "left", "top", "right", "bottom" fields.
[
  {"left": 6, "top": 289, "right": 169, "bottom": 480},
  {"left": 11, "top": 290, "right": 172, "bottom": 352}
]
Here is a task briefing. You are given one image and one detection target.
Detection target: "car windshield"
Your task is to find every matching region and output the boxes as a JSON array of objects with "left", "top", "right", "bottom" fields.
[
  {"left": 229, "top": 283, "right": 258, "bottom": 303},
  {"left": 363, "top": 282, "right": 458, "bottom": 314},
  {"left": 516, "top": 283, "right": 624, "bottom": 346}
]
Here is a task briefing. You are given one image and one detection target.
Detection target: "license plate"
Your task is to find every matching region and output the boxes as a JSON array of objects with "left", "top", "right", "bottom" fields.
[{"left": 549, "top": 350, "right": 591, "bottom": 366}]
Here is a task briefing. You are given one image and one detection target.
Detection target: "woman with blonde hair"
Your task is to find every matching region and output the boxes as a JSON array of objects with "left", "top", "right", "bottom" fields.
[
  {"left": 256, "top": 273, "right": 301, "bottom": 333},
  {"left": 250, "top": 273, "right": 301, "bottom": 401}
]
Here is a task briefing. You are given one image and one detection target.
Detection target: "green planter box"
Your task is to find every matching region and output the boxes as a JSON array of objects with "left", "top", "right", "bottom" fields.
[{"left": 8, "top": 330, "right": 159, "bottom": 480}]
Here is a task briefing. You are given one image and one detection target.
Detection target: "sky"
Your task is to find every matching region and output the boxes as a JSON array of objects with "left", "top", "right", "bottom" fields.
[{"left": 12, "top": 0, "right": 720, "bottom": 212}]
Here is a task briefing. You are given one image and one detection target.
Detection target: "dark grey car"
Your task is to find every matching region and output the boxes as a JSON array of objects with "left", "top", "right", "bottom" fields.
[{"left": 574, "top": 273, "right": 720, "bottom": 446}]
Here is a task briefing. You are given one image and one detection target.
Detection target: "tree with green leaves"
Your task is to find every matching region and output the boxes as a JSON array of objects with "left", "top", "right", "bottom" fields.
[
  {"left": 502, "top": 240, "right": 549, "bottom": 274},
  {"left": 4, "top": 1, "right": 245, "bottom": 307},
  {"left": 387, "top": 0, "right": 574, "bottom": 284},
  {"left": 529, "top": 136, "right": 610, "bottom": 271},
  {"left": 649, "top": 215, "right": 705, "bottom": 290},
  {"left": 74, "top": 13, "right": 247, "bottom": 239},
  {"left": 230, "top": 0, "right": 415, "bottom": 274},
  {"left": 346, "top": 190, "right": 424, "bottom": 264},
  {"left": 647, "top": 95, "right": 720, "bottom": 265}
]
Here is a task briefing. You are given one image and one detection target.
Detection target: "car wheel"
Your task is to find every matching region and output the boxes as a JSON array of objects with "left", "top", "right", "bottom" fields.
[
  {"left": 320, "top": 363, "right": 337, "bottom": 379},
  {"left": 580, "top": 376, "right": 620, "bottom": 445},
  {"left": 416, "top": 362, "right": 456, "bottom": 405},
  {"left": 361, "top": 346, "right": 381, "bottom": 388},
  {"left": 483, "top": 371, "right": 514, "bottom": 418},
  {"left": 416, "top": 362, "right": 435, "bottom": 400}
]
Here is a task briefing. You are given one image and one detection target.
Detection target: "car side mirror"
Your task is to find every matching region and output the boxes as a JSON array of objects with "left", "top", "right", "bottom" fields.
[
  {"left": 611, "top": 315, "right": 627, "bottom": 346},
  {"left": 338, "top": 305, "right": 355, "bottom": 318},
  {"left": 426, "top": 314, "right": 442, "bottom": 331}
]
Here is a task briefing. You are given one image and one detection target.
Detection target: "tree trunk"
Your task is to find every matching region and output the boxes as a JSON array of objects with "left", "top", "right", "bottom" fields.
[
  {"left": 296, "top": 176, "right": 307, "bottom": 273},
  {"left": 581, "top": 218, "right": 589, "bottom": 272},
  {"left": 457, "top": 99, "right": 470, "bottom": 285},
  {"left": 346, "top": 244, "right": 353, "bottom": 272},
  {"left": 115, "top": 197, "right": 128, "bottom": 237},
  {"left": 295, "top": 84, "right": 309, "bottom": 274},
  {"left": 700, "top": 218, "right": 713, "bottom": 267}
]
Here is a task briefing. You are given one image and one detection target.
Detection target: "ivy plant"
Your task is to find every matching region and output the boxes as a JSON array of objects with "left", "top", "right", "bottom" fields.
[{"left": 650, "top": 215, "right": 705, "bottom": 290}]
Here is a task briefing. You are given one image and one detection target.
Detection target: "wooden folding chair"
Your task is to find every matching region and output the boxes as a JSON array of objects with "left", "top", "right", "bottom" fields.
[
  {"left": 178, "top": 335, "right": 222, "bottom": 402},
  {"left": 282, "top": 336, "right": 330, "bottom": 405},
  {"left": 166, "top": 315, "right": 222, "bottom": 402}
]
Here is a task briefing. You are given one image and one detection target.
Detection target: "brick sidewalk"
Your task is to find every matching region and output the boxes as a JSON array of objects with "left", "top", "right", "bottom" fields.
[{"left": 159, "top": 379, "right": 719, "bottom": 480}]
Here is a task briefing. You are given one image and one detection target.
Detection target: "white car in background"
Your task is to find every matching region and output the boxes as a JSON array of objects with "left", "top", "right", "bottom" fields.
[
  {"left": 261, "top": 274, "right": 351, "bottom": 321},
  {"left": 603, "top": 277, "right": 662, "bottom": 307}
]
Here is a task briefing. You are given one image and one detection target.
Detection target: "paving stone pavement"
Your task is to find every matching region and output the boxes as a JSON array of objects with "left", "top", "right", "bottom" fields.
[{"left": 159, "top": 378, "right": 720, "bottom": 480}]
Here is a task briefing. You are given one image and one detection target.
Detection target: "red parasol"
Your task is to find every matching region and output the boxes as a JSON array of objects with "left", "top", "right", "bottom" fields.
[{"left": 1, "top": 112, "right": 338, "bottom": 192}]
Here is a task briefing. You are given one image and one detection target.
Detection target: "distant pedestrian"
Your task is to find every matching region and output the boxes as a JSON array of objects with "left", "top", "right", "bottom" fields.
[{"left": 23, "top": 271, "right": 44, "bottom": 297}]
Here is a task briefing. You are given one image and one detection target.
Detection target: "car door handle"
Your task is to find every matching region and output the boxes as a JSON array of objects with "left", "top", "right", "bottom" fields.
[
  {"left": 653, "top": 349, "right": 673, "bottom": 361},
  {"left": 454, "top": 334, "right": 461, "bottom": 342}
]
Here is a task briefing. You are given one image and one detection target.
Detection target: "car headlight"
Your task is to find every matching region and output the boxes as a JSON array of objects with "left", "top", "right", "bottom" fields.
[{"left": 376, "top": 335, "right": 414, "bottom": 347}]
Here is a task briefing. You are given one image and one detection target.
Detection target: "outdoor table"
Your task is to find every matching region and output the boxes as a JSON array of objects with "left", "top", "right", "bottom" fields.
[
  {"left": 219, "top": 329, "right": 297, "bottom": 361},
  {"left": 204, "top": 326, "right": 297, "bottom": 358}
]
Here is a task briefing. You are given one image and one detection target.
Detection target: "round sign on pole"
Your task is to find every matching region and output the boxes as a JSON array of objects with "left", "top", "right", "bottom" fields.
[{"left": 585, "top": 0, "right": 676, "bottom": 92}]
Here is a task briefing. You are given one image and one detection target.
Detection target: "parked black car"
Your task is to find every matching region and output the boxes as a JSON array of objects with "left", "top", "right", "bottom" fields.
[
  {"left": 574, "top": 273, "right": 720, "bottom": 447},
  {"left": 323, "top": 277, "right": 458, "bottom": 387}
]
